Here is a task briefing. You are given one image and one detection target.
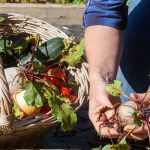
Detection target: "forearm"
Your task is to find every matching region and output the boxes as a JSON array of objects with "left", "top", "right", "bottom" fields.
[{"left": 85, "top": 25, "right": 123, "bottom": 83}]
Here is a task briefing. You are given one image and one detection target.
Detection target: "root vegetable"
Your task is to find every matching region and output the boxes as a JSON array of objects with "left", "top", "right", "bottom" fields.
[
  {"left": 14, "top": 90, "right": 39, "bottom": 116},
  {"left": 4, "top": 67, "right": 23, "bottom": 96},
  {"left": 117, "top": 101, "right": 137, "bottom": 126},
  {"left": 105, "top": 109, "right": 115, "bottom": 119}
]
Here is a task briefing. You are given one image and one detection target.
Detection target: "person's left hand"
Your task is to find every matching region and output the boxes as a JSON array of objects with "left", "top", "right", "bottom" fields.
[
  {"left": 124, "top": 124, "right": 148, "bottom": 140},
  {"left": 124, "top": 93, "right": 150, "bottom": 140}
]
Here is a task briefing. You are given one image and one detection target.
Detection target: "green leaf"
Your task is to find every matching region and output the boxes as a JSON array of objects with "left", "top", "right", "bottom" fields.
[
  {"left": 119, "top": 138, "right": 128, "bottom": 145},
  {"left": 61, "top": 103, "right": 77, "bottom": 131},
  {"left": 102, "top": 139, "right": 129, "bottom": 150},
  {"left": 106, "top": 80, "right": 122, "bottom": 97},
  {"left": 42, "top": 85, "right": 77, "bottom": 131},
  {"left": 33, "top": 58, "right": 46, "bottom": 72},
  {"left": 118, "top": 139, "right": 129, "bottom": 150},
  {"left": 20, "top": 52, "right": 32, "bottom": 65},
  {"left": 102, "top": 145, "right": 111, "bottom": 150},
  {"left": 37, "top": 37, "right": 64, "bottom": 62},
  {"left": 132, "top": 112, "right": 143, "bottom": 126},
  {"left": 50, "top": 96, "right": 77, "bottom": 131},
  {"left": 0, "top": 38, "right": 5, "bottom": 54},
  {"left": 0, "top": 17, "right": 6, "bottom": 23},
  {"left": 13, "top": 101, "right": 24, "bottom": 119},
  {"left": 24, "top": 81, "right": 44, "bottom": 108},
  {"left": 61, "top": 39, "right": 84, "bottom": 66},
  {"left": 0, "top": 38, "right": 10, "bottom": 54}
]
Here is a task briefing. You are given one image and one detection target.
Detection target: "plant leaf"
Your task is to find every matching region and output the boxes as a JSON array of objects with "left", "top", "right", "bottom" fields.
[
  {"left": 102, "top": 140, "right": 129, "bottom": 150},
  {"left": 37, "top": 37, "right": 64, "bottom": 62},
  {"left": 61, "top": 39, "right": 84, "bottom": 66},
  {"left": 13, "top": 101, "right": 24, "bottom": 119},
  {"left": 102, "top": 145, "right": 111, "bottom": 150},
  {"left": 61, "top": 103, "right": 77, "bottom": 131},
  {"left": 33, "top": 57, "right": 46, "bottom": 72},
  {"left": 20, "top": 52, "right": 32, "bottom": 65},
  {"left": 0, "top": 17, "right": 6, "bottom": 23},
  {"left": 106, "top": 80, "right": 122, "bottom": 97},
  {"left": 24, "top": 81, "right": 44, "bottom": 108},
  {"left": 42, "top": 85, "right": 77, "bottom": 131}
]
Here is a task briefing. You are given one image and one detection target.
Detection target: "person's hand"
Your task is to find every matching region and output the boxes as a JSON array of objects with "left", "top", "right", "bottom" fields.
[
  {"left": 89, "top": 77, "right": 121, "bottom": 138},
  {"left": 130, "top": 92, "right": 150, "bottom": 106},
  {"left": 124, "top": 124, "right": 148, "bottom": 140},
  {"left": 124, "top": 93, "right": 150, "bottom": 140}
]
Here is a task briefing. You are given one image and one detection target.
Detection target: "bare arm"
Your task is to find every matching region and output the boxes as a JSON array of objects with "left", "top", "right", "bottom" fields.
[
  {"left": 85, "top": 25, "right": 122, "bottom": 82},
  {"left": 85, "top": 25, "right": 123, "bottom": 137}
]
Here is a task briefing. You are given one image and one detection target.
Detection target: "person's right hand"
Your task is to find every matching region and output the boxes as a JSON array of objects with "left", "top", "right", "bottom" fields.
[
  {"left": 89, "top": 77, "right": 121, "bottom": 138},
  {"left": 123, "top": 93, "right": 149, "bottom": 140}
]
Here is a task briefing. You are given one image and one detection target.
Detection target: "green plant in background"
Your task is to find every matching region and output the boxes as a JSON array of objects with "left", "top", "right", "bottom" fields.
[
  {"left": 48, "top": 0, "right": 85, "bottom": 4},
  {"left": 0, "top": 0, "right": 85, "bottom": 4},
  {"left": 72, "top": 0, "right": 85, "bottom": 5}
]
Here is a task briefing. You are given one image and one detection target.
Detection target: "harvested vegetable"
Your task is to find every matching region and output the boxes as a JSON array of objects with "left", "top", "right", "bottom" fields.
[
  {"left": 0, "top": 34, "right": 84, "bottom": 131},
  {"left": 14, "top": 90, "right": 40, "bottom": 116},
  {"left": 95, "top": 80, "right": 150, "bottom": 150}
]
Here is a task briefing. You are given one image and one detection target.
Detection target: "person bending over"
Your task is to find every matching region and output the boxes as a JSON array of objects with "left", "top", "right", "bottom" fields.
[{"left": 84, "top": 0, "right": 148, "bottom": 140}]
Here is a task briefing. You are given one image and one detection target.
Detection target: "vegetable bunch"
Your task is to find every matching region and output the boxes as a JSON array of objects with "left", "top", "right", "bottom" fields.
[
  {"left": 0, "top": 24, "right": 85, "bottom": 132},
  {"left": 94, "top": 80, "right": 150, "bottom": 150}
]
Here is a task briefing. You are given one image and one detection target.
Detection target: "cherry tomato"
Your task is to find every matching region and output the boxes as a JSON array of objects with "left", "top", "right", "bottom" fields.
[{"left": 61, "top": 86, "right": 72, "bottom": 96}]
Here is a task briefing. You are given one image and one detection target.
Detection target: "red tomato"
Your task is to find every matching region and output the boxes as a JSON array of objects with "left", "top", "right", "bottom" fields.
[
  {"left": 48, "top": 68, "right": 67, "bottom": 80},
  {"left": 61, "top": 86, "right": 72, "bottom": 96},
  {"left": 69, "top": 95, "right": 77, "bottom": 103},
  {"left": 43, "top": 76, "right": 64, "bottom": 87}
]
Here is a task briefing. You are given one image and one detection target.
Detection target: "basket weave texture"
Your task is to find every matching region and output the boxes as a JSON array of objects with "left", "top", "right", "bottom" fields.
[{"left": 0, "top": 13, "right": 89, "bottom": 139}]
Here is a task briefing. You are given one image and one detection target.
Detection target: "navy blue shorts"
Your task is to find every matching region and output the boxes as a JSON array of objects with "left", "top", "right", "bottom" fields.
[{"left": 83, "top": 0, "right": 128, "bottom": 30}]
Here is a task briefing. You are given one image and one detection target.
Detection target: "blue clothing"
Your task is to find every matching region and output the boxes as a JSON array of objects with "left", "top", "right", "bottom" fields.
[
  {"left": 121, "top": 0, "right": 150, "bottom": 92},
  {"left": 83, "top": 0, "right": 128, "bottom": 30},
  {"left": 40, "top": 0, "right": 150, "bottom": 149}
]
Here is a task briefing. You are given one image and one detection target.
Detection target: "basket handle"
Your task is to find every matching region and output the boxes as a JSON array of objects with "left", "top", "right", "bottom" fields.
[{"left": 0, "top": 57, "right": 12, "bottom": 134}]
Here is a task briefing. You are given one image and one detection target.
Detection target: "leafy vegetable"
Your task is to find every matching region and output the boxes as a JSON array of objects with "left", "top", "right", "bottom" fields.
[
  {"left": 106, "top": 80, "right": 122, "bottom": 97},
  {"left": 24, "top": 81, "right": 44, "bottom": 108},
  {"left": 0, "top": 38, "right": 10, "bottom": 54},
  {"left": 61, "top": 39, "right": 84, "bottom": 66},
  {"left": 37, "top": 37, "right": 65, "bottom": 62},
  {"left": 42, "top": 85, "right": 77, "bottom": 131},
  {"left": 102, "top": 139, "right": 129, "bottom": 150},
  {"left": 20, "top": 52, "right": 32, "bottom": 65},
  {"left": 32, "top": 57, "right": 46, "bottom": 72},
  {"left": 0, "top": 33, "right": 79, "bottom": 132}
]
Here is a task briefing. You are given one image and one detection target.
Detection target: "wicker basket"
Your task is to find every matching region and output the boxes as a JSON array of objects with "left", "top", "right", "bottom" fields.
[{"left": 0, "top": 13, "right": 89, "bottom": 141}]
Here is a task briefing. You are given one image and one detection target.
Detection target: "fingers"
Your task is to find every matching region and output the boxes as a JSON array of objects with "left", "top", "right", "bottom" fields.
[
  {"left": 128, "top": 133, "right": 147, "bottom": 141},
  {"left": 89, "top": 105, "right": 119, "bottom": 139},
  {"left": 130, "top": 93, "right": 150, "bottom": 104},
  {"left": 99, "top": 127, "right": 120, "bottom": 138},
  {"left": 124, "top": 124, "right": 148, "bottom": 140},
  {"left": 130, "top": 93, "right": 144, "bottom": 101}
]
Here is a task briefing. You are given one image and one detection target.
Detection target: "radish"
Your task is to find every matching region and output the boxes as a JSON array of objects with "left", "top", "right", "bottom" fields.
[
  {"left": 13, "top": 90, "right": 39, "bottom": 116},
  {"left": 117, "top": 101, "right": 137, "bottom": 126}
]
